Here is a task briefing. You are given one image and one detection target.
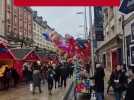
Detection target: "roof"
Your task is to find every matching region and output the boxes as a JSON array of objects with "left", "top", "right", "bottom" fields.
[
  {"left": 11, "top": 48, "right": 33, "bottom": 59},
  {"left": 0, "top": 43, "right": 16, "bottom": 60}
]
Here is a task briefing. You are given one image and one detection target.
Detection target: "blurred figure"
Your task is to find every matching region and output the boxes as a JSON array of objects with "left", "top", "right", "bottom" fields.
[
  {"left": 23, "top": 62, "right": 32, "bottom": 84},
  {"left": 4, "top": 67, "right": 11, "bottom": 89},
  {"left": 11, "top": 68, "right": 19, "bottom": 87},
  {"left": 90, "top": 63, "right": 105, "bottom": 100},
  {"left": 60, "top": 63, "right": 68, "bottom": 88},
  {"left": 111, "top": 65, "right": 127, "bottom": 100},
  {"left": 107, "top": 69, "right": 116, "bottom": 94},
  {"left": 32, "top": 62, "right": 42, "bottom": 94},
  {"left": 47, "top": 66, "right": 55, "bottom": 95},
  {"left": 125, "top": 68, "right": 134, "bottom": 100},
  {"left": 54, "top": 64, "right": 61, "bottom": 88}
]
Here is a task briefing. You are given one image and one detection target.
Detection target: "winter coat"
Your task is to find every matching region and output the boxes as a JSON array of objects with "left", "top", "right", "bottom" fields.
[
  {"left": 111, "top": 70, "right": 127, "bottom": 93},
  {"left": 47, "top": 69, "right": 55, "bottom": 81},
  {"left": 93, "top": 67, "right": 105, "bottom": 92},
  {"left": 32, "top": 70, "right": 41, "bottom": 86},
  {"left": 125, "top": 79, "right": 134, "bottom": 100}
]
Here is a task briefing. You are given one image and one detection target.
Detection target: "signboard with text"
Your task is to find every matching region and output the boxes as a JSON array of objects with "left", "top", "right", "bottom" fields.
[
  {"left": 94, "top": 7, "right": 104, "bottom": 41},
  {"left": 119, "top": 0, "right": 134, "bottom": 14}
]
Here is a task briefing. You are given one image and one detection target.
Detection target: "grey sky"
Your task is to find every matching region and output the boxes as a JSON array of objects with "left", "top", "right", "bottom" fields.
[{"left": 32, "top": 7, "right": 90, "bottom": 38}]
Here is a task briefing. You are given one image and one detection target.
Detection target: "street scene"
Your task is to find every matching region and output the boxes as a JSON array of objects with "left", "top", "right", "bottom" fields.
[{"left": 0, "top": 0, "right": 134, "bottom": 100}]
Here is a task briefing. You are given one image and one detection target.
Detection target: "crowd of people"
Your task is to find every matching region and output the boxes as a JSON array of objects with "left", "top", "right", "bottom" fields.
[
  {"left": 23, "top": 61, "right": 74, "bottom": 95},
  {"left": 90, "top": 63, "right": 134, "bottom": 100},
  {"left": 0, "top": 64, "right": 19, "bottom": 90}
]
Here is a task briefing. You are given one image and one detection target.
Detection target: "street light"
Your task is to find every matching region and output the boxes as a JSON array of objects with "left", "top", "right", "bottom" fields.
[
  {"left": 76, "top": 7, "right": 88, "bottom": 39},
  {"left": 89, "top": 7, "right": 95, "bottom": 76}
]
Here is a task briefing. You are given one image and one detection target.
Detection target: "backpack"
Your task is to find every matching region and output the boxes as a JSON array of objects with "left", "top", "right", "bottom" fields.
[
  {"left": 47, "top": 70, "right": 55, "bottom": 79},
  {"left": 6, "top": 70, "right": 12, "bottom": 78}
]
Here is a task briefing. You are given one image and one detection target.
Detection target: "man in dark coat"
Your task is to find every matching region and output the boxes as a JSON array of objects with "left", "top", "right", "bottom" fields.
[
  {"left": 91, "top": 63, "right": 105, "bottom": 100},
  {"left": 125, "top": 68, "right": 134, "bottom": 100},
  {"left": 111, "top": 65, "right": 127, "bottom": 100},
  {"left": 60, "top": 62, "right": 68, "bottom": 88}
]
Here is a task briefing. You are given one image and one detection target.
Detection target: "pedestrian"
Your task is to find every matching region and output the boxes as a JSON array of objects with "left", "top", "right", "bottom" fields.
[
  {"left": 125, "top": 68, "right": 134, "bottom": 100},
  {"left": 107, "top": 69, "right": 115, "bottom": 94},
  {"left": 60, "top": 62, "right": 68, "bottom": 88},
  {"left": 47, "top": 66, "right": 55, "bottom": 95},
  {"left": 4, "top": 66, "right": 11, "bottom": 89},
  {"left": 111, "top": 65, "right": 127, "bottom": 100},
  {"left": 32, "top": 62, "right": 42, "bottom": 94},
  {"left": 11, "top": 68, "right": 19, "bottom": 87},
  {"left": 90, "top": 63, "right": 105, "bottom": 100},
  {"left": 23, "top": 62, "right": 33, "bottom": 84},
  {"left": 54, "top": 64, "right": 61, "bottom": 88}
]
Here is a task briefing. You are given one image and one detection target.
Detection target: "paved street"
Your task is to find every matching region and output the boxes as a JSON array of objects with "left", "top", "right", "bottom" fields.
[{"left": 0, "top": 79, "right": 72, "bottom": 100}]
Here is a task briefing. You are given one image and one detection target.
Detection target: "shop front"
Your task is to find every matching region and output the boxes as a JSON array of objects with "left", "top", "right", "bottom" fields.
[
  {"left": 11, "top": 48, "right": 40, "bottom": 79},
  {"left": 96, "top": 34, "right": 123, "bottom": 72}
]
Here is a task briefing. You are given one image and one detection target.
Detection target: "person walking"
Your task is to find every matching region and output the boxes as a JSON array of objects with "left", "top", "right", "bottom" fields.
[
  {"left": 32, "top": 62, "right": 42, "bottom": 95},
  {"left": 107, "top": 69, "right": 115, "bottom": 94},
  {"left": 111, "top": 65, "right": 127, "bottom": 100},
  {"left": 23, "top": 62, "right": 32, "bottom": 84},
  {"left": 47, "top": 66, "right": 55, "bottom": 95},
  {"left": 60, "top": 62, "right": 68, "bottom": 88},
  {"left": 90, "top": 63, "right": 105, "bottom": 100},
  {"left": 125, "top": 68, "right": 134, "bottom": 100}
]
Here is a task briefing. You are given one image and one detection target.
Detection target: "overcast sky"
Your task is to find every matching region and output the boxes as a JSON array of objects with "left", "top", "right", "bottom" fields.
[{"left": 32, "top": 7, "right": 90, "bottom": 38}]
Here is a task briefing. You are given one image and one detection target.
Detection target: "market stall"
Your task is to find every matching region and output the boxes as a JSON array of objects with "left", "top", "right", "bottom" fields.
[
  {"left": 0, "top": 42, "right": 16, "bottom": 89},
  {"left": 11, "top": 48, "right": 40, "bottom": 79},
  {"left": 0, "top": 43, "right": 15, "bottom": 68}
]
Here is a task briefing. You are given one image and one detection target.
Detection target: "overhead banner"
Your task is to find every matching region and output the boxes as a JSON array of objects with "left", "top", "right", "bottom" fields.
[
  {"left": 119, "top": 0, "right": 134, "bottom": 14},
  {"left": 14, "top": 0, "right": 120, "bottom": 6},
  {"left": 94, "top": 7, "right": 104, "bottom": 41}
]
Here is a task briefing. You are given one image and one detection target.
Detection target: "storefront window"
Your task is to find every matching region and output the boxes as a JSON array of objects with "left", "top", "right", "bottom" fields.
[{"left": 131, "top": 22, "right": 134, "bottom": 41}]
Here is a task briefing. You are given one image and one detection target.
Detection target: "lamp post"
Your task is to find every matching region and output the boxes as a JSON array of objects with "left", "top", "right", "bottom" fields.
[
  {"left": 89, "top": 7, "right": 95, "bottom": 76},
  {"left": 76, "top": 7, "right": 88, "bottom": 39}
]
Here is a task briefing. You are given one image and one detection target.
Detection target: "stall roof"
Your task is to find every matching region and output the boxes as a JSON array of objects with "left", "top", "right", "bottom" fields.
[
  {"left": 0, "top": 43, "right": 15, "bottom": 60},
  {"left": 11, "top": 48, "right": 33, "bottom": 60}
]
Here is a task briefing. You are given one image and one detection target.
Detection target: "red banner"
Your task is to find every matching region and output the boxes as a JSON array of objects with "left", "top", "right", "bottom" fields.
[{"left": 14, "top": 0, "right": 120, "bottom": 6}]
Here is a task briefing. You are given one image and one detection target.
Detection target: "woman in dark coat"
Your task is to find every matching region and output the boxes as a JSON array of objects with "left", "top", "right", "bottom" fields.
[
  {"left": 47, "top": 66, "right": 55, "bottom": 95},
  {"left": 32, "top": 62, "right": 42, "bottom": 94}
]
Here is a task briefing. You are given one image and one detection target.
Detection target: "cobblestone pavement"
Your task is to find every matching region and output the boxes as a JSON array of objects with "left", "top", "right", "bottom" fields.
[{"left": 0, "top": 79, "right": 72, "bottom": 100}]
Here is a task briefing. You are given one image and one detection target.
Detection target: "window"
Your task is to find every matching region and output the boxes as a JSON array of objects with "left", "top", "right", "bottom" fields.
[
  {"left": 107, "top": 32, "right": 109, "bottom": 36},
  {"left": 7, "top": 0, "right": 12, "bottom": 5},
  {"left": 109, "top": 7, "right": 114, "bottom": 20},
  {"left": 111, "top": 26, "right": 115, "bottom": 34}
]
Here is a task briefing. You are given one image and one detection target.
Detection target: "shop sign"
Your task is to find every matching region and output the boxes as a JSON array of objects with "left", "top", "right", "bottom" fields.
[{"left": 119, "top": 0, "right": 134, "bottom": 14}]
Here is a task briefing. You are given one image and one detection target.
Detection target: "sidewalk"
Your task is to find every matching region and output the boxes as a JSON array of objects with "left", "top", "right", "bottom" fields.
[{"left": 0, "top": 78, "right": 73, "bottom": 100}]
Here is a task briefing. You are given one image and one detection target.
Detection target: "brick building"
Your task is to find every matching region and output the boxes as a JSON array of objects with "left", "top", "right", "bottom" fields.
[{"left": 0, "top": 0, "right": 33, "bottom": 47}]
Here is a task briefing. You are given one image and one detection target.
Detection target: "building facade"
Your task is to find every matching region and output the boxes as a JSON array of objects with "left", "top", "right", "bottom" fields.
[
  {"left": 0, "top": 0, "right": 33, "bottom": 47},
  {"left": 96, "top": 7, "right": 123, "bottom": 72},
  {"left": 32, "top": 11, "right": 56, "bottom": 52},
  {"left": 124, "top": 13, "right": 134, "bottom": 69},
  {"left": 0, "top": 0, "right": 5, "bottom": 37}
]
